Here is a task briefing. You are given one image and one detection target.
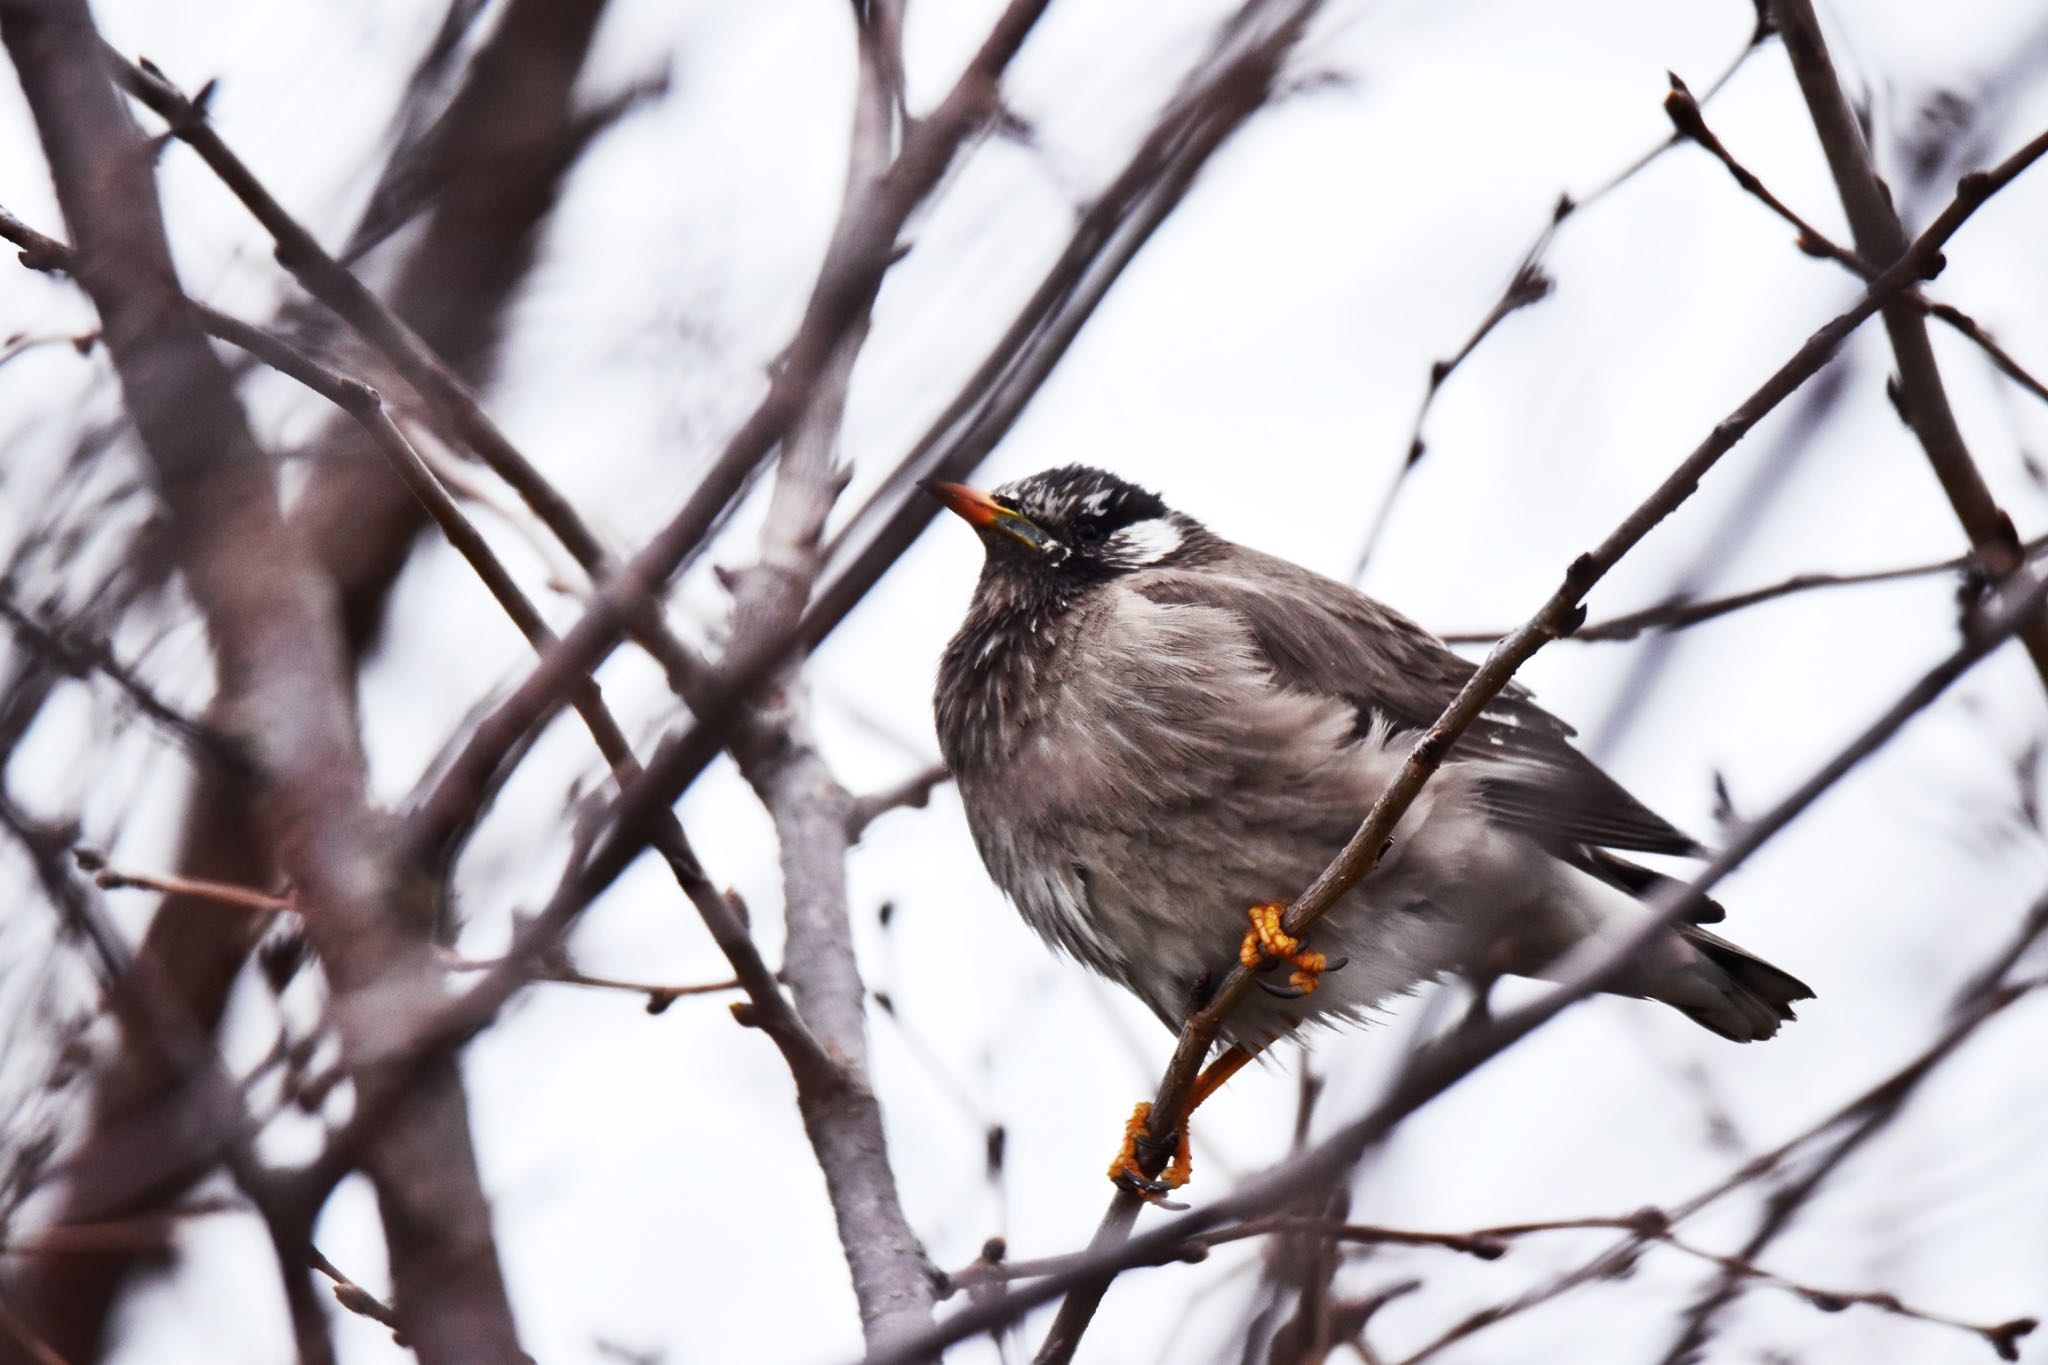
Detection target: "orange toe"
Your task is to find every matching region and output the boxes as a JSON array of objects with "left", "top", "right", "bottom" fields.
[
  {"left": 1107, "top": 1101, "right": 1191, "bottom": 1195},
  {"left": 1240, "top": 901, "right": 1328, "bottom": 995}
]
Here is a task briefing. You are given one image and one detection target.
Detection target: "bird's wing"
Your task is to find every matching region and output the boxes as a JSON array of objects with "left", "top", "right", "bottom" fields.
[{"left": 1136, "top": 547, "right": 1701, "bottom": 857}]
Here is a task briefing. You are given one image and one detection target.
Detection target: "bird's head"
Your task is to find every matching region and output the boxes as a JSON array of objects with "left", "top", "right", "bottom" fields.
[{"left": 922, "top": 465, "right": 1201, "bottom": 593}]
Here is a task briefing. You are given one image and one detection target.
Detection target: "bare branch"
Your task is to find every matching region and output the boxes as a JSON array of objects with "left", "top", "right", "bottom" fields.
[
  {"left": 1439, "top": 531, "right": 2048, "bottom": 645},
  {"left": 1351, "top": 22, "right": 1774, "bottom": 578},
  {"left": 1768, "top": 0, "right": 2048, "bottom": 693},
  {"left": 0, "top": 582, "right": 226, "bottom": 760},
  {"left": 405, "top": 0, "right": 1056, "bottom": 862},
  {"left": 1664, "top": 74, "right": 2048, "bottom": 409},
  {"left": 1399, "top": 888, "right": 2048, "bottom": 1364},
  {"left": 948, "top": 1206, "right": 2033, "bottom": 1358},
  {"left": 72, "top": 850, "right": 290, "bottom": 914},
  {"left": 0, "top": 7, "right": 521, "bottom": 1358},
  {"left": 705, "top": 1, "right": 941, "bottom": 1343},
  {"left": 308, "top": 1247, "right": 403, "bottom": 1342},
  {"left": 440, "top": 955, "right": 745, "bottom": 1013},
  {"left": 73, "top": 848, "right": 744, "bottom": 1013},
  {"left": 846, "top": 764, "right": 951, "bottom": 839},
  {"left": 1656, "top": 1201, "right": 2038, "bottom": 1360}
]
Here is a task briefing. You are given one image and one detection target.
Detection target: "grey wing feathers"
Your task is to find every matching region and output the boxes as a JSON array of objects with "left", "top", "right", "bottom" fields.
[{"left": 1136, "top": 548, "right": 1701, "bottom": 857}]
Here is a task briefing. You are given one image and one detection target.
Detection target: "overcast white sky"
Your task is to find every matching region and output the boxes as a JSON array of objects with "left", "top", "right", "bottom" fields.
[{"left": 5, "top": 1, "right": 2048, "bottom": 1362}]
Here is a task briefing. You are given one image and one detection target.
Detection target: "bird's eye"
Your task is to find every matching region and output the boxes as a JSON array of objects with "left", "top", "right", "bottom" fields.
[{"left": 1072, "top": 515, "right": 1107, "bottom": 544}]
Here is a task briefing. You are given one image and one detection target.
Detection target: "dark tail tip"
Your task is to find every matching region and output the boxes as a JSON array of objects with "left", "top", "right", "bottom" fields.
[{"left": 1676, "top": 926, "right": 1814, "bottom": 1042}]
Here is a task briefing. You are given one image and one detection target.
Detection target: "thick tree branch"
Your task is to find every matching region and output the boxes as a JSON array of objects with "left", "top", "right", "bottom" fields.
[
  {"left": 405, "top": 0, "right": 1055, "bottom": 862},
  {"left": 0, "top": 5, "right": 626, "bottom": 1352},
  {"left": 711, "top": 2, "right": 939, "bottom": 1345},
  {"left": 0, "top": 8, "right": 521, "bottom": 1361}
]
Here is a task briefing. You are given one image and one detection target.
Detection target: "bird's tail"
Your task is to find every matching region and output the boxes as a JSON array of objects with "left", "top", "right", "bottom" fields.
[
  {"left": 1654, "top": 925, "right": 1814, "bottom": 1043},
  {"left": 1536, "top": 863, "right": 1813, "bottom": 1042}
]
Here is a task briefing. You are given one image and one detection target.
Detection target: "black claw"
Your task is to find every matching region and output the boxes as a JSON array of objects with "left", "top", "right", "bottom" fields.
[
  {"left": 1114, "top": 1170, "right": 1178, "bottom": 1197},
  {"left": 1322, "top": 955, "right": 1349, "bottom": 974},
  {"left": 1259, "top": 979, "right": 1311, "bottom": 999}
]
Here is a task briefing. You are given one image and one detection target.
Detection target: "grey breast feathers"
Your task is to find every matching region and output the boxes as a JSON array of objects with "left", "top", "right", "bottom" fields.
[{"left": 950, "top": 578, "right": 1365, "bottom": 989}]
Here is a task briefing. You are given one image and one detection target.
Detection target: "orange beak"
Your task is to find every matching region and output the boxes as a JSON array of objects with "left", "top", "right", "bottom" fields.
[
  {"left": 921, "top": 480, "right": 1006, "bottom": 529},
  {"left": 920, "top": 479, "right": 1065, "bottom": 557}
]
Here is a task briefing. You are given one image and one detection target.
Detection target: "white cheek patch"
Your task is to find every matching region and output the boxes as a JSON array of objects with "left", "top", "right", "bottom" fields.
[{"left": 1108, "top": 517, "right": 1182, "bottom": 565}]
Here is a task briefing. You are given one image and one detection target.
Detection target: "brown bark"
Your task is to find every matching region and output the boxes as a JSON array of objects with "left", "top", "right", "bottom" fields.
[{"left": 0, "top": 0, "right": 610, "bottom": 1357}]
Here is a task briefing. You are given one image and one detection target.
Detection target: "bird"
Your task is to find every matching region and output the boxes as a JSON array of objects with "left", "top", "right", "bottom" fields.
[{"left": 926, "top": 464, "right": 1811, "bottom": 1194}]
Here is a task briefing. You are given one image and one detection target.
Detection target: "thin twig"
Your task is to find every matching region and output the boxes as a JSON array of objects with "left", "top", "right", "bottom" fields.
[
  {"left": 1396, "top": 890, "right": 2048, "bottom": 1364},
  {"left": 440, "top": 954, "right": 745, "bottom": 1014},
  {"left": 845, "top": 763, "right": 951, "bottom": 838},
  {"left": 1664, "top": 74, "right": 2048, "bottom": 409},
  {"left": 307, "top": 1247, "right": 402, "bottom": 1339},
  {"left": 947, "top": 1205, "right": 2033, "bottom": 1357},
  {"left": 1350, "top": 17, "right": 1774, "bottom": 579},
  {"left": 0, "top": 582, "right": 226, "bottom": 760},
  {"left": 1656, "top": 1222, "right": 2036, "bottom": 1360},
  {"left": 1768, "top": 0, "right": 2048, "bottom": 693},
  {"left": 1439, "top": 531, "right": 2048, "bottom": 645},
  {"left": 72, "top": 850, "right": 291, "bottom": 913}
]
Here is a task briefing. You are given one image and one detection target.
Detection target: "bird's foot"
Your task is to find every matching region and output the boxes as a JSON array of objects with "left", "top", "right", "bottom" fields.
[
  {"left": 1239, "top": 902, "right": 1343, "bottom": 997},
  {"left": 1106, "top": 1101, "right": 1190, "bottom": 1197}
]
